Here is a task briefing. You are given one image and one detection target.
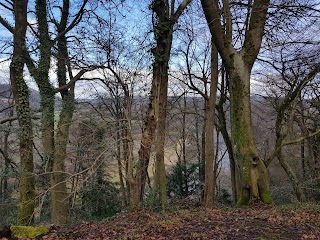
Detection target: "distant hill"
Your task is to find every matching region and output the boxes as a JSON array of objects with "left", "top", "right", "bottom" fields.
[{"left": 0, "top": 83, "right": 61, "bottom": 112}]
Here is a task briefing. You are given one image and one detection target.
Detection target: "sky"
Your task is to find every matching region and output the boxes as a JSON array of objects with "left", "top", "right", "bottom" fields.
[{"left": 0, "top": 0, "right": 319, "bottom": 100}]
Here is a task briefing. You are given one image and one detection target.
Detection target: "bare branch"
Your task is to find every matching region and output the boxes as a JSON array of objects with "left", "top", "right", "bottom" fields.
[
  {"left": 0, "top": 15, "right": 14, "bottom": 33},
  {"left": 281, "top": 129, "right": 320, "bottom": 148},
  {"left": 52, "top": 0, "right": 89, "bottom": 43},
  {"left": 54, "top": 69, "right": 87, "bottom": 93},
  {"left": 0, "top": 116, "right": 18, "bottom": 124},
  {"left": 172, "top": 0, "right": 192, "bottom": 23}
]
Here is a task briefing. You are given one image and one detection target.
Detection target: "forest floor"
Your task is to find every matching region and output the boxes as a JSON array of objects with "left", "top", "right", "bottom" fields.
[
  {"left": 40, "top": 203, "right": 320, "bottom": 240},
  {"left": 4, "top": 204, "right": 320, "bottom": 239}
]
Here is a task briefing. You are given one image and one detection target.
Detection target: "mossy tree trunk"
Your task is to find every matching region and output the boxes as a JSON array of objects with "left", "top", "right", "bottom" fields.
[
  {"left": 228, "top": 55, "right": 271, "bottom": 204},
  {"left": 51, "top": 9, "right": 74, "bottom": 223},
  {"left": 153, "top": 0, "right": 193, "bottom": 209},
  {"left": 10, "top": 0, "right": 35, "bottom": 225},
  {"left": 35, "top": 0, "right": 55, "bottom": 175},
  {"left": 26, "top": 0, "right": 87, "bottom": 224},
  {"left": 151, "top": 0, "right": 173, "bottom": 208},
  {"left": 50, "top": 0, "right": 91, "bottom": 224},
  {"left": 153, "top": 55, "right": 170, "bottom": 208},
  {"left": 201, "top": 0, "right": 272, "bottom": 204}
]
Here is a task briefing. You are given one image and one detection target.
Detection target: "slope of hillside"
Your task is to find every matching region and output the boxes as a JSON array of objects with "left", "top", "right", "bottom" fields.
[{"left": 7, "top": 204, "right": 318, "bottom": 239}]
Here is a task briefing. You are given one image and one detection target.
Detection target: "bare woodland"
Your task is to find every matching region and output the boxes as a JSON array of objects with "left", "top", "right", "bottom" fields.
[{"left": 0, "top": 0, "right": 319, "bottom": 227}]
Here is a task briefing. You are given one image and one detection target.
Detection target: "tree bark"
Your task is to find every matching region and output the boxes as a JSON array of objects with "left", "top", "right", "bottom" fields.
[
  {"left": 203, "top": 42, "right": 218, "bottom": 207},
  {"left": 11, "top": 0, "right": 35, "bottom": 225},
  {"left": 34, "top": 0, "right": 55, "bottom": 175},
  {"left": 201, "top": 0, "right": 272, "bottom": 205},
  {"left": 154, "top": 58, "right": 170, "bottom": 208},
  {"left": 228, "top": 56, "right": 271, "bottom": 204},
  {"left": 52, "top": 88, "right": 74, "bottom": 224},
  {"left": 132, "top": 0, "right": 192, "bottom": 208},
  {"left": 50, "top": 0, "right": 73, "bottom": 224},
  {"left": 277, "top": 152, "right": 305, "bottom": 202},
  {"left": 217, "top": 68, "right": 239, "bottom": 203}
]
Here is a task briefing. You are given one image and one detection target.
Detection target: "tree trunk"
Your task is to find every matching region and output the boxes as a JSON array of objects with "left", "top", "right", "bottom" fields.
[
  {"left": 182, "top": 93, "right": 188, "bottom": 196},
  {"left": 133, "top": 79, "right": 159, "bottom": 207},
  {"left": 154, "top": 60, "right": 169, "bottom": 208},
  {"left": 51, "top": 23, "right": 73, "bottom": 224},
  {"left": 277, "top": 152, "right": 305, "bottom": 202},
  {"left": 51, "top": 89, "right": 74, "bottom": 225},
  {"left": 122, "top": 126, "right": 132, "bottom": 206},
  {"left": 228, "top": 54, "right": 271, "bottom": 205},
  {"left": 132, "top": 0, "right": 192, "bottom": 208},
  {"left": 201, "top": 0, "right": 272, "bottom": 205},
  {"left": 217, "top": 67, "right": 240, "bottom": 203},
  {"left": 11, "top": 0, "right": 35, "bottom": 225},
  {"left": 203, "top": 42, "right": 218, "bottom": 207},
  {"left": 117, "top": 122, "right": 127, "bottom": 207},
  {"left": 35, "top": 0, "right": 55, "bottom": 175},
  {"left": 1, "top": 121, "right": 11, "bottom": 197},
  {"left": 217, "top": 93, "right": 239, "bottom": 203}
]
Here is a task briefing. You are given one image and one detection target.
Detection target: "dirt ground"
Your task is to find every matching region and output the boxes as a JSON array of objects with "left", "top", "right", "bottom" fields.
[{"left": 40, "top": 204, "right": 320, "bottom": 240}]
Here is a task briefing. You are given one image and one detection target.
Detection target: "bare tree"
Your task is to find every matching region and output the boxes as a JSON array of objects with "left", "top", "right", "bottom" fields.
[
  {"left": 130, "top": 0, "right": 192, "bottom": 208},
  {"left": 201, "top": 0, "right": 272, "bottom": 204}
]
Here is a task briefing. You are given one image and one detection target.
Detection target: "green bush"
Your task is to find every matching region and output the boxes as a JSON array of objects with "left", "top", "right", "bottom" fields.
[
  {"left": 77, "top": 180, "right": 122, "bottom": 221},
  {"left": 167, "top": 162, "right": 201, "bottom": 198},
  {"left": 217, "top": 189, "right": 232, "bottom": 205}
]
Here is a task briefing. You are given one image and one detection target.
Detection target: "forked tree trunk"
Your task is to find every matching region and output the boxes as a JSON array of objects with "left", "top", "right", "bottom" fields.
[
  {"left": 11, "top": 0, "right": 35, "bottom": 225},
  {"left": 51, "top": 11, "right": 75, "bottom": 222},
  {"left": 201, "top": 0, "right": 272, "bottom": 205}
]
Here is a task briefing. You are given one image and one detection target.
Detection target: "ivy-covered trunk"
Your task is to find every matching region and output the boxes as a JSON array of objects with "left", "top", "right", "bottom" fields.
[
  {"left": 51, "top": 15, "right": 73, "bottom": 223},
  {"left": 228, "top": 53, "right": 271, "bottom": 205},
  {"left": 132, "top": 0, "right": 192, "bottom": 208},
  {"left": 11, "top": 0, "right": 35, "bottom": 225},
  {"left": 35, "top": 0, "right": 55, "bottom": 175}
]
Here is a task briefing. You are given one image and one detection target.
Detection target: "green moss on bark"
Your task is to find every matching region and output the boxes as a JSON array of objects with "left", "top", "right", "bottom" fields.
[{"left": 259, "top": 187, "right": 273, "bottom": 204}]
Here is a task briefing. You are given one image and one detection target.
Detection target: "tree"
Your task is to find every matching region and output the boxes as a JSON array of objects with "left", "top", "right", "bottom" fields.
[
  {"left": 18, "top": 0, "right": 89, "bottom": 225},
  {"left": 131, "top": 0, "right": 192, "bottom": 208},
  {"left": 10, "top": 0, "right": 35, "bottom": 225},
  {"left": 262, "top": 54, "right": 320, "bottom": 202},
  {"left": 173, "top": 8, "right": 220, "bottom": 206},
  {"left": 254, "top": 0, "right": 320, "bottom": 202},
  {"left": 201, "top": 0, "right": 272, "bottom": 204},
  {"left": 202, "top": 41, "right": 218, "bottom": 207},
  {"left": 0, "top": 0, "right": 93, "bottom": 224}
]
